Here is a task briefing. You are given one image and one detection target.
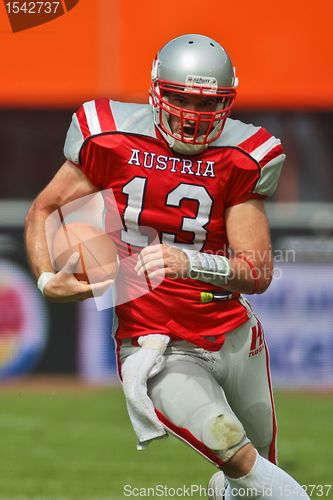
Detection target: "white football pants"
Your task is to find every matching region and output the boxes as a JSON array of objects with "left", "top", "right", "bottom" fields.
[{"left": 118, "top": 314, "right": 277, "bottom": 466}]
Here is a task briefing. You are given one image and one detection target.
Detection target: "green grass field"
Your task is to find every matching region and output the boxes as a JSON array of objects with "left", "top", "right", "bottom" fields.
[{"left": 0, "top": 385, "right": 332, "bottom": 499}]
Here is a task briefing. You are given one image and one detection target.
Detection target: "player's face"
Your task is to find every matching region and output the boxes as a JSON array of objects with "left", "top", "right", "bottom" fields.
[{"left": 166, "top": 92, "right": 219, "bottom": 140}]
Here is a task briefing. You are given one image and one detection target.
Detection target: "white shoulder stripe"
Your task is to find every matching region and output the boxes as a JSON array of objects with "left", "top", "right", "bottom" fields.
[
  {"left": 83, "top": 100, "right": 102, "bottom": 135},
  {"left": 251, "top": 137, "right": 281, "bottom": 162}
]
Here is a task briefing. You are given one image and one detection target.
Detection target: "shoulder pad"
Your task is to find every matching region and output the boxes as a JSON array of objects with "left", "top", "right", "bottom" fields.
[
  {"left": 110, "top": 101, "right": 156, "bottom": 137},
  {"left": 214, "top": 118, "right": 285, "bottom": 197},
  {"left": 63, "top": 99, "right": 156, "bottom": 164},
  {"left": 213, "top": 118, "right": 262, "bottom": 148}
]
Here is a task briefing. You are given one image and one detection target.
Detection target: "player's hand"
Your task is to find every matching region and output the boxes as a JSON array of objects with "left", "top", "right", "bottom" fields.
[
  {"left": 135, "top": 243, "right": 190, "bottom": 280},
  {"left": 43, "top": 253, "right": 113, "bottom": 302}
]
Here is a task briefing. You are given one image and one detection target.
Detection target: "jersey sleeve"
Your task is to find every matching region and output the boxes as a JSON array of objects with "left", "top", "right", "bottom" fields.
[
  {"left": 252, "top": 150, "right": 285, "bottom": 197},
  {"left": 226, "top": 128, "right": 286, "bottom": 207},
  {"left": 64, "top": 103, "right": 93, "bottom": 164},
  {"left": 63, "top": 99, "right": 116, "bottom": 188}
]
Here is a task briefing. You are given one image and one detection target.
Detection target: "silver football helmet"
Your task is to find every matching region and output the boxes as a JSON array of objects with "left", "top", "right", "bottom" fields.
[{"left": 150, "top": 34, "right": 238, "bottom": 155}]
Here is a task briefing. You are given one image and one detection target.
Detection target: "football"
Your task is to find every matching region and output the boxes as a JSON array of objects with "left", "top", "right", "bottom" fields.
[{"left": 52, "top": 222, "right": 118, "bottom": 284}]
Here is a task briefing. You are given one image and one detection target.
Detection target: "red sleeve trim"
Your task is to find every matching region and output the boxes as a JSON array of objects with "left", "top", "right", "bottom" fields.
[
  {"left": 226, "top": 192, "right": 265, "bottom": 208},
  {"left": 259, "top": 144, "right": 283, "bottom": 168}
]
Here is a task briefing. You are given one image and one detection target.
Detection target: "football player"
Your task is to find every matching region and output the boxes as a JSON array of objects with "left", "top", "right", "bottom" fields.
[{"left": 25, "top": 34, "right": 309, "bottom": 499}]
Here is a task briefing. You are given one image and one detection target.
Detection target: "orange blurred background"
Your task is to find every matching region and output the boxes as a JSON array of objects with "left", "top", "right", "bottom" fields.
[{"left": 0, "top": 0, "right": 332, "bottom": 108}]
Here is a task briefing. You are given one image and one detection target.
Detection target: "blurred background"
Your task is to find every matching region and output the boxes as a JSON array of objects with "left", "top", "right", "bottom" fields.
[{"left": 0, "top": 0, "right": 332, "bottom": 498}]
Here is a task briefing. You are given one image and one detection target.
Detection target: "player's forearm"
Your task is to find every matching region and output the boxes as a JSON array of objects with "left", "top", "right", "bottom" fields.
[
  {"left": 25, "top": 202, "right": 54, "bottom": 280},
  {"left": 184, "top": 250, "right": 273, "bottom": 294},
  {"left": 215, "top": 256, "right": 272, "bottom": 294}
]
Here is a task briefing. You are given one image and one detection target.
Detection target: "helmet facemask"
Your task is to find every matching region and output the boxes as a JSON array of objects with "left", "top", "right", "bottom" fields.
[{"left": 150, "top": 79, "right": 236, "bottom": 152}]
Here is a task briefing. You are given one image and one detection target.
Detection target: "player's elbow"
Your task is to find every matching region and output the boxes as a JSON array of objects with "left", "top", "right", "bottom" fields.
[
  {"left": 255, "top": 265, "right": 273, "bottom": 294},
  {"left": 255, "top": 278, "right": 272, "bottom": 294},
  {"left": 25, "top": 200, "right": 41, "bottom": 228},
  {"left": 25, "top": 201, "right": 37, "bottom": 230},
  {"left": 25, "top": 197, "right": 57, "bottom": 228}
]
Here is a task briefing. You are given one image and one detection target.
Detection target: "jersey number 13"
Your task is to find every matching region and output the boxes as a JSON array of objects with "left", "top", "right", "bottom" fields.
[{"left": 121, "top": 176, "right": 213, "bottom": 251}]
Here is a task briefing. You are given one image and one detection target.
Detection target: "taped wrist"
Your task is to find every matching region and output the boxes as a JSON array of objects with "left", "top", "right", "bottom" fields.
[
  {"left": 183, "top": 249, "right": 231, "bottom": 283},
  {"left": 37, "top": 272, "right": 55, "bottom": 296}
]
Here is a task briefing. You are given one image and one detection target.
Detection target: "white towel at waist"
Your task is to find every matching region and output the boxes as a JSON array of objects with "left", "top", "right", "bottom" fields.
[{"left": 121, "top": 334, "right": 170, "bottom": 450}]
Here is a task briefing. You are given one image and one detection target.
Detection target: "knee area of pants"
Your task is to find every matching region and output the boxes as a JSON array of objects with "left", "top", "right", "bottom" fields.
[{"left": 201, "top": 414, "right": 245, "bottom": 454}]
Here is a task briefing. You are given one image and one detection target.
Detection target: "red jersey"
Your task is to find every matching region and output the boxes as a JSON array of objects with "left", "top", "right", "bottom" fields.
[{"left": 64, "top": 98, "right": 285, "bottom": 350}]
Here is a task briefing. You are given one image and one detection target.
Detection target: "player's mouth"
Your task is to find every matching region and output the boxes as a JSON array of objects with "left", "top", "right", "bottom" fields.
[
  {"left": 183, "top": 125, "right": 196, "bottom": 137},
  {"left": 173, "top": 125, "right": 201, "bottom": 140}
]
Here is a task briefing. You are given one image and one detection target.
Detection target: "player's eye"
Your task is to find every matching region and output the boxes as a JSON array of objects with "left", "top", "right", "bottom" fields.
[
  {"left": 174, "top": 96, "right": 188, "bottom": 106},
  {"left": 198, "top": 99, "right": 218, "bottom": 110}
]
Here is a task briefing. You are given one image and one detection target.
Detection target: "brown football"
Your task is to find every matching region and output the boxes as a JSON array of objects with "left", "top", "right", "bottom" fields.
[{"left": 52, "top": 222, "right": 118, "bottom": 284}]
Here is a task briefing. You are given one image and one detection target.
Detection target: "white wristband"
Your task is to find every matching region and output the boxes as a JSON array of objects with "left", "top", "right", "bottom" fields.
[
  {"left": 183, "top": 249, "right": 231, "bottom": 282},
  {"left": 37, "top": 272, "right": 56, "bottom": 296}
]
